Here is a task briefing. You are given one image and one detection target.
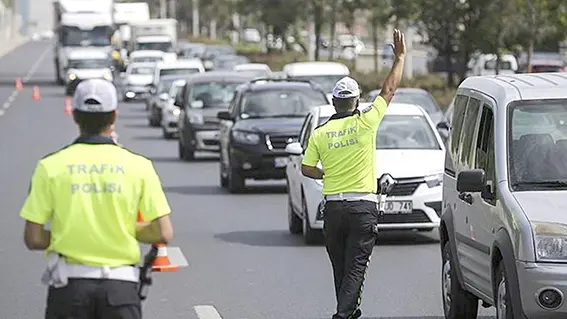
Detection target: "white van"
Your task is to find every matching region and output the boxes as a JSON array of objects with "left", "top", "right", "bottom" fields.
[
  {"left": 467, "top": 53, "right": 518, "bottom": 77},
  {"left": 282, "top": 62, "right": 350, "bottom": 102}
]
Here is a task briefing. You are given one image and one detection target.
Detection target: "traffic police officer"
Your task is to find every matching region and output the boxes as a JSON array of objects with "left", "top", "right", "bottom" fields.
[
  {"left": 301, "top": 29, "right": 406, "bottom": 319},
  {"left": 20, "top": 78, "right": 174, "bottom": 319}
]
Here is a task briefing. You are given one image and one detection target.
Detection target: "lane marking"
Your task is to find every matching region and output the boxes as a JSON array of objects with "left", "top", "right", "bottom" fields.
[
  {"left": 0, "top": 45, "right": 51, "bottom": 117},
  {"left": 194, "top": 305, "right": 223, "bottom": 319},
  {"left": 23, "top": 46, "right": 51, "bottom": 82}
]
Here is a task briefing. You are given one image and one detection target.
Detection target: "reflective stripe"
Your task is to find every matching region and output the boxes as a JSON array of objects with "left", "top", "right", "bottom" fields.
[
  {"left": 324, "top": 193, "right": 378, "bottom": 202},
  {"left": 66, "top": 264, "right": 139, "bottom": 282}
]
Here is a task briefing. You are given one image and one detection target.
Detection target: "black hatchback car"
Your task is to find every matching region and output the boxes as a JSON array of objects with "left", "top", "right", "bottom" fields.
[
  {"left": 176, "top": 71, "right": 257, "bottom": 160},
  {"left": 217, "top": 78, "right": 329, "bottom": 193}
]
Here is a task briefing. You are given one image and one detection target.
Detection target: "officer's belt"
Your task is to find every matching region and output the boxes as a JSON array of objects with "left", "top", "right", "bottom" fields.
[
  {"left": 66, "top": 264, "right": 139, "bottom": 283},
  {"left": 324, "top": 192, "right": 378, "bottom": 202}
]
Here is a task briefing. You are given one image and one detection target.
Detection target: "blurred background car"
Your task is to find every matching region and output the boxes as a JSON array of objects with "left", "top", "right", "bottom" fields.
[
  {"left": 177, "top": 71, "right": 256, "bottom": 160},
  {"left": 121, "top": 62, "right": 155, "bottom": 102},
  {"left": 233, "top": 63, "right": 272, "bottom": 78},
  {"left": 160, "top": 79, "right": 186, "bottom": 139},
  {"left": 65, "top": 49, "right": 113, "bottom": 86},
  {"left": 282, "top": 61, "right": 350, "bottom": 102},
  {"left": 201, "top": 44, "right": 237, "bottom": 70},
  {"left": 211, "top": 55, "right": 250, "bottom": 71}
]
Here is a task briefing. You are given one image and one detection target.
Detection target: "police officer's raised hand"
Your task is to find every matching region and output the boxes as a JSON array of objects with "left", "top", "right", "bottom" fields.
[{"left": 390, "top": 29, "right": 406, "bottom": 58}]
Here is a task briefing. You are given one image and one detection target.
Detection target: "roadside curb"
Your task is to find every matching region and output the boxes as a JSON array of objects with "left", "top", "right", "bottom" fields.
[{"left": 0, "top": 36, "right": 29, "bottom": 58}]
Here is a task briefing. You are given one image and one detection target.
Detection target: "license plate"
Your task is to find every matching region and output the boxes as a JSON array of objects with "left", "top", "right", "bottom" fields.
[
  {"left": 383, "top": 201, "right": 412, "bottom": 214},
  {"left": 274, "top": 157, "right": 289, "bottom": 167}
]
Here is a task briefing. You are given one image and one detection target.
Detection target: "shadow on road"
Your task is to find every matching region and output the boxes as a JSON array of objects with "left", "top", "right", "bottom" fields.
[
  {"left": 375, "top": 231, "right": 440, "bottom": 246},
  {"left": 130, "top": 134, "right": 163, "bottom": 141},
  {"left": 214, "top": 230, "right": 304, "bottom": 247}
]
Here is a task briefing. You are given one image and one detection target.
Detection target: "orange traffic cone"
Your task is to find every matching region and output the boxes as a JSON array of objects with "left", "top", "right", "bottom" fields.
[
  {"left": 15, "top": 78, "right": 22, "bottom": 91},
  {"left": 151, "top": 244, "right": 179, "bottom": 272},
  {"left": 32, "top": 86, "right": 40, "bottom": 100},
  {"left": 137, "top": 211, "right": 144, "bottom": 222},
  {"left": 64, "top": 97, "right": 72, "bottom": 115}
]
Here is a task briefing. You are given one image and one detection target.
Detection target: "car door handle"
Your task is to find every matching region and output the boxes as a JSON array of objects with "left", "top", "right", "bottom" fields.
[{"left": 458, "top": 193, "right": 473, "bottom": 205}]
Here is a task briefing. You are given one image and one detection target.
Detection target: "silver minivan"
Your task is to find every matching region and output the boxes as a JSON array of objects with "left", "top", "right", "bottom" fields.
[{"left": 440, "top": 73, "right": 567, "bottom": 319}]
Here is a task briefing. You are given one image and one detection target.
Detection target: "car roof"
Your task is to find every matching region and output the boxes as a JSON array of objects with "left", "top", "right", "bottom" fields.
[
  {"left": 186, "top": 71, "right": 256, "bottom": 83},
  {"left": 283, "top": 61, "right": 349, "bottom": 76},
  {"left": 245, "top": 80, "right": 323, "bottom": 92},
  {"left": 129, "top": 62, "right": 156, "bottom": 68},
  {"left": 367, "top": 87, "right": 430, "bottom": 95},
  {"left": 136, "top": 35, "right": 171, "bottom": 42},
  {"left": 458, "top": 72, "right": 567, "bottom": 106},
  {"left": 157, "top": 59, "right": 203, "bottom": 69},
  {"left": 316, "top": 102, "right": 428, "bottom": 118},
  {"left": 159, "top": 74, "right": 189, "bottom": 81},
  {"left": 130, "top": 50, "right": 164, "bottom": 57}
]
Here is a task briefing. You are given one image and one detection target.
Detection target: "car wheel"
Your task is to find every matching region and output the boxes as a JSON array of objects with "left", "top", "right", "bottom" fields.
[
  {"left": 302, "top": 194, "right": 322, "bottom": 245},
  {"left": 227, "top": 160, "right": 245, "bottom": 193},
  {"left": 441, "top": 242, "right": 479, "bottom": 319},
  {"left": 287, "top": 183, "right": 302, "bottom": 234},
  {"left": 496, "top": 263, "right": 514, "bottom": 319}
]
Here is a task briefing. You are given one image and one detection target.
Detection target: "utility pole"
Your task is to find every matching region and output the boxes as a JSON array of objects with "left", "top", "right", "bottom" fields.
[
  {"left": 168, "top": 0, "right": 176, "bottom": 20},
  {"left": 192, "top": 0, "right": 199, "bottom": 37},
  {"left": 307, "top": 3, "right": 316, "bottom": 61},
  {"left": 404, "top": 26, "right": 414, "bottom": 79}
]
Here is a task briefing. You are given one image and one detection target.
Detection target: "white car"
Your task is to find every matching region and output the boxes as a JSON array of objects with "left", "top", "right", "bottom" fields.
[
  {"left": 282, "top": 61, "right": 350, "bottom": 103},
  {"left": 122, "top": 62, "right": 156, "bottom": 101},
  {"left": 128, "top": 50, "right": 165, "bottom": 64},
  {"left": 160, "top": 79, "right": 186, "bottom": 139},
  {"left": 233, "top": 63, "right": 272, "bottom": 77},
  {"left": 285, "top": 102, "right": 445, "bottom": 244},
  {"left": 65, "top": 49, "right": 113, "bottom": 85}
]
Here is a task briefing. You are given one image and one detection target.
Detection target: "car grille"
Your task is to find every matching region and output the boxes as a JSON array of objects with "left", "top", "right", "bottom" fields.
[
  {"left": 266, "top": 134, "right": 297, "bottom": 150},
  {"left": 378, "top": 177, "right": 424, "bottom": 196},
  {"left": 378, "top": 209, "right": 431, "bottom": 224}
]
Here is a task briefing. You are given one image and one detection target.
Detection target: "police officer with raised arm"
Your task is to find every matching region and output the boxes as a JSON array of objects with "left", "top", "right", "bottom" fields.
[
  {"left": 20, "top": 78, "right": 174, "bottom": 319},
  {"left": 301, "top": 29, "right": 406, "bottom": 319}
]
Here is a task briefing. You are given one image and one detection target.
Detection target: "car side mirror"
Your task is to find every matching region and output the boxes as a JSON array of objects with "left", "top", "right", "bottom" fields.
[
  {"left": 174, "top": 94, "right": 183, "bottom": 107},
  {"left": 437, "top": 121, "right": 450, "bottom": 131},
  {"left": 217, "top": 111, "right": 232, "bottom": 121},
  {"left": 204, "top": 60, "right": 214, "bottom": 71},
  {"left": 457, "top": 169, "right": 486, "bottom": 193},
  {"left": 191, "top": 100, "right": 204, "bottom": 109},
  {"left": 285, "top": 142, "right": 303, "bottom": 155},
  {"left": 119, "top": 72, "right": 126, "bottom": 78},
  {"left": 159, "top": 93, "right": 169, "bottom": 101}
]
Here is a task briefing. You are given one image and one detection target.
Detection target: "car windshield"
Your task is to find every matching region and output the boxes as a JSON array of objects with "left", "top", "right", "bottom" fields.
[
  {"left": 189, "top": 82, "right": 243, "bottom": 108},
  {"left": 241, "top": 89, "right": 328, "bottom": 118},
  {"left": 214, "top": 56, "right": 250, "bottom": 69},
  {"left": 132, "top": 56, "right": 162, "bottom": 63},
  {"left": 68, "top": 59, "right": 109, "bottom": 69},
  {"left": 61, "top": 26, "right": 111, "bottom": 46},
  {"left": 204, "top": 46, "right": 236, "bottom": 59},
  {"left": 130, "top": 66, "right": 154, "bottom": 75},
  {"left": 288, "top": 75, "right": 345, "bottom": 93},
  {"left": 318, "top": 114, "right": 441, "bottom": 149},
  {"left": 136, "top": 42, "right": 174, "bottom": 52},
  {"left": 368, "top": 90, "right": 440, "bottom": 114},
  {"left": 160, "top": 68, "right": 200, "bottom": 77},
  {"left": 158, "top": 78, "right": 179, "bottom": 94},
  {"left": 509, "top": 101, "right": 567, "bottom": 187}
]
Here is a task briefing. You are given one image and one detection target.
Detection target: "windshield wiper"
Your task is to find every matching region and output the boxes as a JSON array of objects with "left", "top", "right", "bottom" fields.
[{"left": 512, "top": 180, "right": 567, "bottom": 188}]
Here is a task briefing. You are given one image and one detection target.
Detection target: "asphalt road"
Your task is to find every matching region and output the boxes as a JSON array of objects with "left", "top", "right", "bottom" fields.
[{"left": 0, "top": 41, "right": 496, "bottom": 319}]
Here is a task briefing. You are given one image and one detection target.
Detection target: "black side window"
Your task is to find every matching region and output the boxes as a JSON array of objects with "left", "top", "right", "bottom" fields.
[
  {"left": 228, "top": 90, "right": 239, "bottom": 115},
  {"left": 449, "top": 95, "right": 468, "bottom": 156},
  {"left": 474, "top": 105, "right": 496, "bottom": 202},
  {"left": 459, "top": 97, "right": 481, "bottom": 168},
  {"left": 300, "top": 115, "right": 313, "bottom": 150}
]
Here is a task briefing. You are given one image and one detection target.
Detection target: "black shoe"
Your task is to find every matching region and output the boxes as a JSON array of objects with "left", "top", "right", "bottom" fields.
[{"left": 350, "top": 309, "right": 362, "bottom": 319}]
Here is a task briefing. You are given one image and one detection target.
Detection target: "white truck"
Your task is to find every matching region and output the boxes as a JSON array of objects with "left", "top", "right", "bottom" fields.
[
  {"left": 128, "top": 19, "right": 177, "bottom": 61},
  {"left": 114, "top": 2, "right": 150, "bottom": 50},
  {"left": 52, "top": 0, "right": 114, "bottom": 84}
]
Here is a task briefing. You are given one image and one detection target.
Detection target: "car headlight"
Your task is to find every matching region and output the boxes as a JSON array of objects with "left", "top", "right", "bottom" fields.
[
  {"left": 188, "top": 113, "right": 203, "bottom": 124},
  {"left": 424, "top": 172, "right": 443, "bottom": 188},
  {"left": 68, "top": 73, "right": 77, "bottom": 80},
  {"left": 533, "top": 222, "right": 567, "bottom": 261},
  {"left": 103, "top": 71, "right": 112, "bottom": 81},
  {"left": 172, "top": 107, "right": 181, "bottom": 116},
  {"left": 232, "top": 130, "right": 260, "bottom": 144},
  {"left": 112, "top": 50, "right": 120, "bottom": 60}
]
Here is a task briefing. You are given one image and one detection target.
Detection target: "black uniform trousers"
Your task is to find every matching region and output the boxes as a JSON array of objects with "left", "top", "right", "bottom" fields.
[
  {"left": 323, "top": 200, "right": 379, "bottom": 319},
  {"left": 45, "top": 278, "right": 141, "bottom": 319}
]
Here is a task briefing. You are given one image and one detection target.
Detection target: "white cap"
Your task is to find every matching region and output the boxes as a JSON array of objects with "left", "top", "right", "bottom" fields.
[
  {"left": 72, "top": 79, "right": 118, "bottom": 113},
  {"left": 332, "top": 76, "right": 361, "bottom": 99}
]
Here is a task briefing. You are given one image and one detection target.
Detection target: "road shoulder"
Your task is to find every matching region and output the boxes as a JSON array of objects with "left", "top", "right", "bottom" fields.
[{"left": 0, "top": 36, "right": 28, "bottom": 58}]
